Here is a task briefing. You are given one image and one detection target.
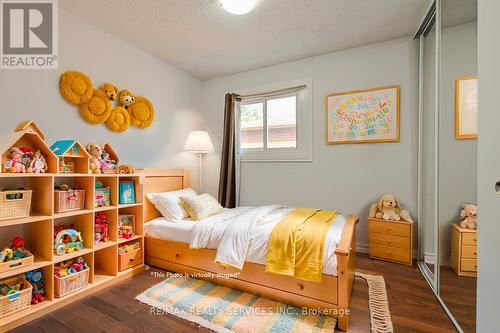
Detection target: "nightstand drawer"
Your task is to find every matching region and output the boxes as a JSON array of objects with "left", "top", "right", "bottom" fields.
[
  {"left": 462, "top": 233, "right": 477, "bottom": 246},
  {"left": 461, "top": 258, "right": 477, "bottom": 272},
  {"left": 369, "top": 232, "right": 410, "bottom": 249},
  {"left": 369, "top": 220, "right": 409, "bottom": 237},
  {"left": 369, "top": 244, "right": 410, "bottom": 263},
  {"left": 462, "top": 245, "right": 477, "bottom": 258}
]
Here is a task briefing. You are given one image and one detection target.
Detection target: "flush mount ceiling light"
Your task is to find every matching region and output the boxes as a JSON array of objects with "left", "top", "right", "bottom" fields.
[{"left": 219, "top": 0, "right": 257, "bottom": 15}]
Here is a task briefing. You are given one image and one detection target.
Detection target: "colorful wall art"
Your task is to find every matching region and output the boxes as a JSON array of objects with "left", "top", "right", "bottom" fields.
[
  {"left": 325, "top": 85, "right": 400, "bottom": 144},
  {"left": 455, "top": 76, "right": 478, "bottom": 139}
]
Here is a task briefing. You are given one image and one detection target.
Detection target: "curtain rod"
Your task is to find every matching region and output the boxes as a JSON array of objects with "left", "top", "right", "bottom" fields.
[{"left": 236, "top": 84, "right": 307, "bottom": 100}]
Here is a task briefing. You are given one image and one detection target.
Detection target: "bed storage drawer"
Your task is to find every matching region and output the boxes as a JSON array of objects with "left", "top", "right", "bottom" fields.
[{"left": 145, "top": 237, "right": 338, "bottom": 305}]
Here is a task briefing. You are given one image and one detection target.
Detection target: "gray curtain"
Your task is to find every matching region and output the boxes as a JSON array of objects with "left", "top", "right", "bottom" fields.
[{"left": 218, "top": 93, "right": 239, "bottom": 208}]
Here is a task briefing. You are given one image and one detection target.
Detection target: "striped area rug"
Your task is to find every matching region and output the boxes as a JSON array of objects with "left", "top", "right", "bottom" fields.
[{"left": 136, "top": 275, "right": 336, "bottom": 333}]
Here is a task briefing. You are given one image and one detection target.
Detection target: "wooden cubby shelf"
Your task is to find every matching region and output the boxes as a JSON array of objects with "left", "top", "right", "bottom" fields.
[{"left": 0, "top": 173, "right": 145, "bottom": 332}]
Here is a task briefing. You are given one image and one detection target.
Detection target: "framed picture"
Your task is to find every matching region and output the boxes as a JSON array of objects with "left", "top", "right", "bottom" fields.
[
  {"left": 119, "top": 181, "right": 135, "bottom": 204},
  {"left": 325, "top": 85, "right": 400, "bottom": 144},
  {"left": 456, "top": 76, "right": 478, "bottom": 139}
]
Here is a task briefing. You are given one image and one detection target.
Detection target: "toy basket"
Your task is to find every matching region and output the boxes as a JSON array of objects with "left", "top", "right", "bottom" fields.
[
  {"left": 54, "top": 189, "right": 85, "bottom": 213},
  {"left": 54, "top": 268, "right": 89, "bottom": 298},
  {"left": 0, "top": 190, "right": 32, "bottom": 221},
  {"left": 0, "top": 276, "right": 32, "bottom": 318},
  {"left": 0, "top": 250, "right": 34, "bottom": 273}
]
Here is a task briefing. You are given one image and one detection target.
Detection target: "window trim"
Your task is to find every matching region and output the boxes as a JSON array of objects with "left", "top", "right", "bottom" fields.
[{"left": 236, "top": 78, "right": 312, "bottom": 162}]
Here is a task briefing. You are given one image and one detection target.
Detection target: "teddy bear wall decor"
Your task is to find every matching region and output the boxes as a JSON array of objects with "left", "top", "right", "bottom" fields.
[
  {"left": 459, "top": 203, "right": 477, "bottom": 229},
  {"left": 59, "top": 70, "right": 155, "bottom": 133},
  {"left": 369, "top": 194, "right": 413, "bottom": 222}
]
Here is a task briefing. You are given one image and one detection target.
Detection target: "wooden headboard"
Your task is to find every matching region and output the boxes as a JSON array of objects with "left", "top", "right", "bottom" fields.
[{"left": 137, "top": 168, "right": 191, "bottom": 222}]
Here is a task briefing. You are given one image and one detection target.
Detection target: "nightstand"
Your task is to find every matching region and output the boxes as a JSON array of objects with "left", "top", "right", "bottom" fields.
[
  {"left": 451, "top": 223, "right": 477, "bottom": 277},
  {"left": 368, "top": 217, "right": 413, "bottom": 266}
]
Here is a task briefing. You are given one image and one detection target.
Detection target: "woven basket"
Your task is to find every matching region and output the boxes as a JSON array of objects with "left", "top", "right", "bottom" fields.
[
  {"left": 54, "top": 189, "right": 85, "bottom": 213},
  {"left": 0, "top": 276, "right": 32, "bottom": 318},
  {"left": 0, "top": 190, "right": 32, "bottom": 221},
  {"left": 54, "top": 268, "right": 89, "bottom": 298}
]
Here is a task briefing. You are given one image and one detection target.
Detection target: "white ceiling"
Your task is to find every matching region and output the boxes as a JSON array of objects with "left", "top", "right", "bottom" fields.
[{"left": 62, "top": 0, "right": 433, "bottom": 80}]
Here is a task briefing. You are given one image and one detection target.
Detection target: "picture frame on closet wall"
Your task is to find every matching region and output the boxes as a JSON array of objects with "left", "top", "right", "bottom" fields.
[{"left": 455, "top": 76, "right": 478, "bottom": 139}]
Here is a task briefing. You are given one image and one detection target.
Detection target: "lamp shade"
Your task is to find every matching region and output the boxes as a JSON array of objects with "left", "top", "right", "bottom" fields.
[{"left": 184, "top": 131, "right": 215, "bottom": 153}]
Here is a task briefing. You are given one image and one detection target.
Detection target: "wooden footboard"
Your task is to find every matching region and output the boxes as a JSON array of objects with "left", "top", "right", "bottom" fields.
[{"left": 144, "top": 216, "right": 358, "bottom": 331}]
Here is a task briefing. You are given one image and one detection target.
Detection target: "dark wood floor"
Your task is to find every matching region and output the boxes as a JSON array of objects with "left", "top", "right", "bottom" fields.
[{"left": 11, "top": 253, "right": 458, "bottom": 333}]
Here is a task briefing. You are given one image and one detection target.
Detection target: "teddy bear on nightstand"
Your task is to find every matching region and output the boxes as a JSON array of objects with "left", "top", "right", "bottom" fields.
[{"left": 459, "top": 203, "right": 477, "bottom": 230}]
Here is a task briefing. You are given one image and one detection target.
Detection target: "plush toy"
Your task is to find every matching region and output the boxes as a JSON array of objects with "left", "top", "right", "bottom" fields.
[
  {"left": 99, "top": 83, "right": 118, "bottom": 101},
  {"left": 25, "top": 269, "right": 45, "bottom": 304},
  {"left": 1, "top": 248, "right": 13, "bottom": 261},
  {"left": 117, "top": 164, "right": 135, "bottom": 174},
  {"left": 29, "top": 150, "right": 47, "bottom": 173},
  {"left": 369, "top": 194, "right": 413, "bottom": 222},
  {"left": 118, "top": 89, "right": 135, "bottom": 108},
  {"left": 460, "top": 203, "right": 477, "bottom": 229},
  {"left": 3, "top": 147, "right": 27, "bottom": 173},
  {"left": 86, "top": 143, "right": 103, "bottom": 174},
  {"left": 79, "top": 89, "right": 113, "bottom": 124}
]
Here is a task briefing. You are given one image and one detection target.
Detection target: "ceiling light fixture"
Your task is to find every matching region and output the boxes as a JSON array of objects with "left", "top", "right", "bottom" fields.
[{"left": 219, "top": 0, "right": 257, "bottom": 15}]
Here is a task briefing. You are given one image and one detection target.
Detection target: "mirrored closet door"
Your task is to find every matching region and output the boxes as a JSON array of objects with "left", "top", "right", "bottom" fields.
[{"left": 417, "top": 1, "right": 477, "bottom": 332}]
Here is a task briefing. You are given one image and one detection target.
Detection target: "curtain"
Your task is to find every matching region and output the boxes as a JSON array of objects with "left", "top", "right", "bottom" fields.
[{"left": 218, "top": 93, "right": 239, "bottom": 208}]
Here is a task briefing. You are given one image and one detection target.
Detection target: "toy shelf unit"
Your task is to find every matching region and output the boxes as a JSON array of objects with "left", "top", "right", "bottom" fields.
[
  {"left": 50, "top": 140, "right": 90, "bottom": 174},
  {"left": 0, "top": 173, "right": 145, "bottom": 332}
]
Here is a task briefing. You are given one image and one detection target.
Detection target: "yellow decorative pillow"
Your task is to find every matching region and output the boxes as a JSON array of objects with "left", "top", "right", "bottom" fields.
[
  {"left": 127, "top": 96, "right": 154, "bottom": 128},
  {"left": 79, "top": 89, "right": 112, "bottom": 124},
  {"left": 60, "top": 71, "right": 93, "bottom": 105},
  {"left": 106, "top": 106, "right": 130, "bottom": 132},
  {"left": 179, "top": 194, "right": 223, "bottom": 221}
]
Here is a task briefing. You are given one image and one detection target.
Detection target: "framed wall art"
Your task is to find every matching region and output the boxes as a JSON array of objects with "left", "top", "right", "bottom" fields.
[
  {"left": 325, "top": 85, "right": 400, "bottom": 144},
  {"left": 456, "top": 76, "right": 478, "bottom": 139}
]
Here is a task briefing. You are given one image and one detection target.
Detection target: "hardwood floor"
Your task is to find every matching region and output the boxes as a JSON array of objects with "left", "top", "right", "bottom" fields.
[{"left": 11, "top": 253, "right": 457, "bottom": 333}]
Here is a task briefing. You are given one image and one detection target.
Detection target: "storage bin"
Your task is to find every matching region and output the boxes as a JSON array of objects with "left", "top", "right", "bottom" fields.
[
  {"left": 0, "top": 190, "right": 32, "bottom": 221},
  {"left": 54, "top": 189, "right": 85, "bottom": 213},
  {"left": 0, "top": 250, "right": 34, "bottom": 273},
  {"left": 0, "top": 276, "right": 32, "bottom": 318},
  {"left": 54, "top": 268, "right": 89, "bottom": 298},
  {"left": 118, "top": 248, "right": 142, "bottom": 271}
]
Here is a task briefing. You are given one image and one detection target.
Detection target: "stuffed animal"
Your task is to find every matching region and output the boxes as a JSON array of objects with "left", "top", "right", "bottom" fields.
[
  {"left": 460, "top": 203, "right": 477, "bottom": 229},
  {"left": 86, "top": 144, "right": 103, "bottom": 174},
  {"left": 3, "top": 147, "right": 27, "bottom": 173},
  {"left": 117, "top": 164, "right": 135, "bottom": 174},
  {"left": 99, "top": 83, "right": 118, "bottom": 101},
  {"left": 29, "top": 150, "right": 47, "bottom": 173},
  {"left": 118, "top": 89, "right": 135, "bottom": 108},
  {"left": 369, "top": 194, "right": 413, "bottom": 222}
]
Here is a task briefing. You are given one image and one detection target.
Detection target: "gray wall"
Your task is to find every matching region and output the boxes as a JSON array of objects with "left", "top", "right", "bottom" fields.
[
  {"left": 0, "top": 9, "right": 204, "bottom": 188},
  {"left": 201, "top": 37, "right": 419, "bottom": 251},
  {"left": 477, "top": 1, "right": 500, "bottom": 331}
]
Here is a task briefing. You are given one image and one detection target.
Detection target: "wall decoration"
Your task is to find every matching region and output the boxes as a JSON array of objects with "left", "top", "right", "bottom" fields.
[
  {"left": 59, "top": 71, "right": 155, "bottom": 133},
  {"left": 325, "top": 85, "right": 400, "bottom": 144},
  {"left": 456, "top": 76, "right": 478, "bottom": 139},
  {"left": 59, "top": 71, "right": 93, "bottom": 105},
  {"left": 79, "top": 89, "right": 112, "bottom": 124}
]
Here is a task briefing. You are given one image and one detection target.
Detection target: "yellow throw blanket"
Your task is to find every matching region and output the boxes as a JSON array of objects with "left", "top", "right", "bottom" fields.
[{"left": 265, "top": 208, "right": 337, "bottom": 282}]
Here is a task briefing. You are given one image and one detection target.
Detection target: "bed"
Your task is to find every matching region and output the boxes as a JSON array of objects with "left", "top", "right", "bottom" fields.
[{"left": 138, "top": 169, "right": 358, "bottom": 331}]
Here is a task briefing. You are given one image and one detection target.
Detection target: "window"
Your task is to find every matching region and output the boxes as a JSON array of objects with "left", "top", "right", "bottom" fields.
[{"left": 237, "top": 79, "right": 312, "bottom": 162}]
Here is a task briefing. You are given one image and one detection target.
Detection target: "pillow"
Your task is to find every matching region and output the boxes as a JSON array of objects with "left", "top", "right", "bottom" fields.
[
  {"left": 146, "top": 188, "right": 197, "bottom": 220},
  {"left": 179, "top": 193, "right": 223, "bottom": 221}
]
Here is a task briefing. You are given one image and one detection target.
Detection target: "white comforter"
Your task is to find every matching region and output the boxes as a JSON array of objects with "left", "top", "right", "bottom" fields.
[{"left": 145, "top": 206, "right": 346, "bottom": 276}]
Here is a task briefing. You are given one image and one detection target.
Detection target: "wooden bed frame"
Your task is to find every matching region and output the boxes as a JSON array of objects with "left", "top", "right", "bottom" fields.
[{"left": 139, "top": 169, "right": 358, "bottom": 331}]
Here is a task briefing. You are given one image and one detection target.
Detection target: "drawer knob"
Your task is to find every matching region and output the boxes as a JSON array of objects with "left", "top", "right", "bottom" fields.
[
  {"left": 386, "top": 240, "right": 392, "bottom": 244},
  {"left": 385, "top": 251, "right": 392, "bottom": 255},
  {"left": 297, "top": 283, "right": 304, "bottom": 290},
  {"left": 386, "top": 227, "right": 392, "bottom": 232},
  {"left": 474, "top": 252, "right": 477, "bottom": 256},
  {"left": 175, "top": 253, "right": 181, "bottom": 259},
  {"left": 474, "top": 265, "right": 477, "bottom": 268},
  {"left": 129, "top": 258, "right": 134, "bottom": 262}
]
